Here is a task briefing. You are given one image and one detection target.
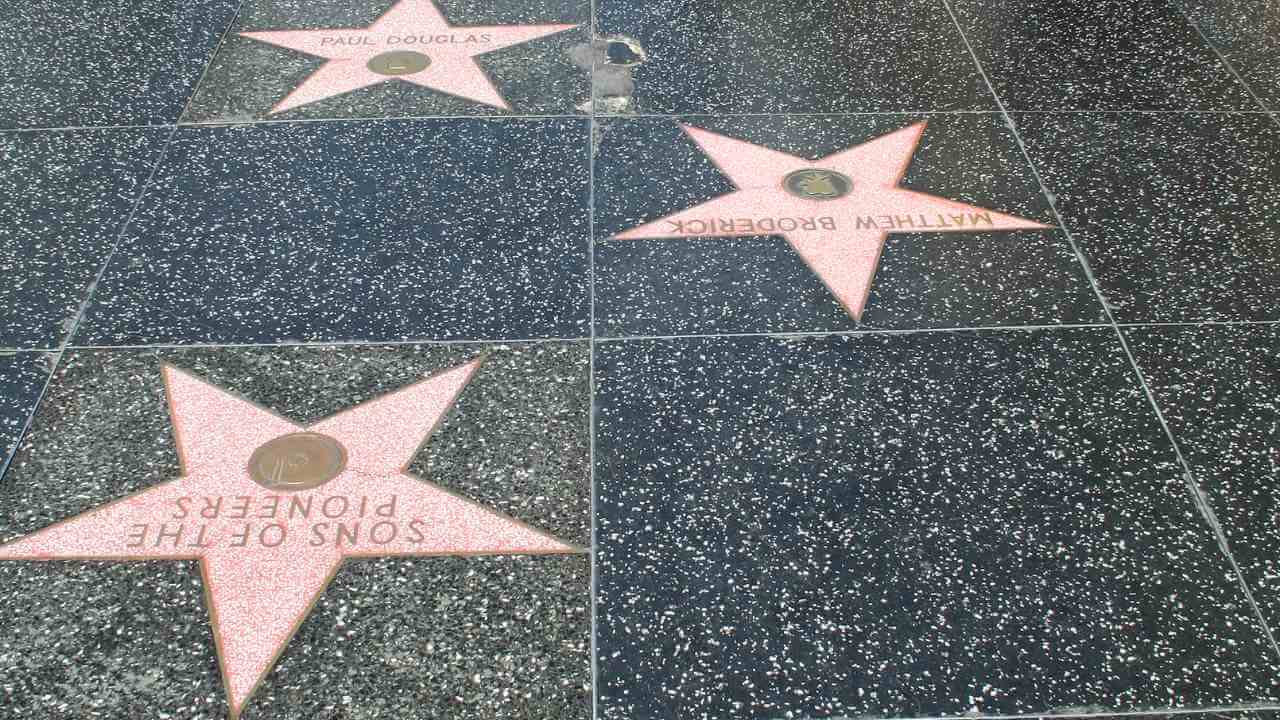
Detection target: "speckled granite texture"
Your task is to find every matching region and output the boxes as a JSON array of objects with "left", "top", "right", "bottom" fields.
[
  {"left": 3, "top": 0, "right": 1279, "bottom": 717},
  {"left": 74, "top": 119, "right": 591, "bottom": 346},
  {"left": 594, "top": 330, "right": 1280, "bottom": 719},
  {"left": 0, "top": 352, "right": 51, "bottom": 474},
  {"left": 0, "top": 0, "right": 239, "bottom": 128},
  {"left": 950, "top": 0, "right": 1257, "bottom": 110},
  {"left": 1014, "top": 112, "right": 1280, "bottom": 323},
  {"left": 1126, "top": 324, "right": 1280, "bottom": 640},
  {"left": 593, "top": 0, "right": 994, "bottom": 114},
  {"left": 0, "top": 344, "right": 590, "bottom": 719},
  {"left": 1177, "top": 0, "right": 1280, "bottom": 109},
  {"left": 0, "top": 128, "right": 169, "bottom": 348}
]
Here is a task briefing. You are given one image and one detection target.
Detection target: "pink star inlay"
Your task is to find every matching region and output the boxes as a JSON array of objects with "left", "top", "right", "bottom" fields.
[
  {"left": 241, "top": 0, "right": 578, "bottom": 113},
  {"left": 0, "top": 359, "right": 581, "bottom": 719},
  {"left": 614, "top": 122, "right": 1053, "bottom": 321}
]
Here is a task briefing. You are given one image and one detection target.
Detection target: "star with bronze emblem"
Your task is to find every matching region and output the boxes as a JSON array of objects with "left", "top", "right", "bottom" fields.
[
  {"left": 614, "top": 122, "right": 1053, "bottom": 321},
  {"left": 241, "top": 0, "right": 578, "bottom": 113},
  {"left": 0, "top": 359, "right": 582, "bottom": 719}
]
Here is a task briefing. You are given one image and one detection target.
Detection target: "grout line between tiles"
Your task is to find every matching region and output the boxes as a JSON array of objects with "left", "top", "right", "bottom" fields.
[
  {"left": 59, "top": 125, "right": 182, "bottom": 351},
  {"left": 0, "top": 352, "right": 61, "bottom": 485},
  {"left": 179, "top": 112, "right": 588, "bottom": 128},
  {"left": 933, "top": 108, "right": 1277, "bottom": 114},
  {"left": 56, "top": 325, "right": 1114, "bottom": 357},
  {"left": 5, "top": 110, "right": 1279, "bottom": 137},
  {"left": 835, "top": 705, "right": 1280, "bottom": 720},
  {"left": 0, "top": 124, "right": 182, "bottom": 484},
  {"left": 1117, "top": 318, "right": 1280, "bottom": 328},
  {"left": 1172, "top": 0, "right": 1280, "bottom": 131},
  {"left": 598, "top": 323, "right": 1113, "bottom": 343},
  {"left": 65, "top": 336, "right": 592, "bottom": 352},
  {"left": 587, "top": 0, "right": 601, "bottom": 715},
  {"left": 0, "top": 122, "right": 177, "bottom": 134},
  {"left": 37, "top": 317, "right": 1280, "bottom": 355},
  {"left": 177, "top": 0, "right": 249, "bottom": 123},
  {"left": 940, "top": 0, "right": 1280, "bottom": 663},
  {"left": 608, "top": 108, "right": 1279, "bottom": 118}
]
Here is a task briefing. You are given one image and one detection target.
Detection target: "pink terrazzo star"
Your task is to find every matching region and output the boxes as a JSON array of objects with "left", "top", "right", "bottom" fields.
[
  {"left": 615, "top": 122, "right": 1053, "bottom": 321},
  {"left": 241, "top": 0, "right": 577, "bottom": 113},
  {"left": 0, "top": 358, "right": 581, "bottom": 720}
]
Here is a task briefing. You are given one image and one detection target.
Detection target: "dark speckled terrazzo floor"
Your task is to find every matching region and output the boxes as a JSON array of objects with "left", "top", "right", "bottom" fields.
[{"left": 2, "top": 0, "right": 1280, "bottom": 719}]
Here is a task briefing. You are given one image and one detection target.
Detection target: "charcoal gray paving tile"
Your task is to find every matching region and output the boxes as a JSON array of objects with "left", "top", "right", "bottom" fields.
[
  {"left": 594, "top": 329, "right": 1280, "bottom": 720},
  {"left": 75, "top": 119, "right": 590, "bottom": 346},
  {"left": 951, "top": 0, "right": 1258, "bottom": 110},
  {"left": 0, "top": 128, "right": 170, "bottom": 349},
  {"left": 592, "top": 0, "right": 994, "bottom": 114},
  {"left": 593, "top": 113, "right": 1099, "bottom": 337},
  {"left": 0, "top": 352, "right": 52, "bottom": 476},
  {"left": 247, "top": 554, "right": 589, "bottom": 720},
  {"left": 0, "top": 0, "right": 239, "bottom": 129},
  {"left": 1179, "top": 0, "right": 1280, "bottom": 110},
  {"left": 1014, "top": 112, "right": 1280, "bottom": 323},
  {"left": 1024, "top": 707, "right": 1280, "bottom": 712},
  {"left": 0, "top": 342, "right": 590, "bottom": 718},
  {"left": 1125, "top": 323, "right": 1280, "bottom": 637},
  {"left": 183, "top": 0, "right": 590, "bottom": 123}
]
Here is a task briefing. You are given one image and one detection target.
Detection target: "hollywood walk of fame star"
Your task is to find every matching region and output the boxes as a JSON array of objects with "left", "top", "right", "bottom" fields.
[
  {"left": 241, "top": 0, "right": 578, "bottom": 114},
  {"left": 614, "top": 122, "right": 1053, "bottom": 321},
  {"left": 0, "top": 358, "right": 582, "bottom": 719}
]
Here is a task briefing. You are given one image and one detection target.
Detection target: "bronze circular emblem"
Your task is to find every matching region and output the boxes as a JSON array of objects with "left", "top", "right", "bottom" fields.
[
  {"left": 248, "top": 433, "right": 348, "bottom": 491},
  {"left": 367, "top": 50, "right": 431, "bottom": 76},
  {"left": 783, "top": 168, "right": 853, "bottom": 200}
]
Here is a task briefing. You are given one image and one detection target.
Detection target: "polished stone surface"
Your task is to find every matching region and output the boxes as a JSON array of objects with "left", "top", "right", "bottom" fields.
[
  {"left": 74, "top": 119, "right": 591, "bottom": 346},
  {"left": 1126, "top": 324, "right": 1280, "bottom": 636},
  {"left": 5, "top": 0, "right": 1280, "bottom": 716},
  {"left": 593, "top": 0, "right": 994, "bottom": 114},
  {"left": 951, "top": 0, "right": 1259, "bottom": 110},
  {"left": 0, "top": 0, "right": 239, "bottom": 129},
  {"left": 594, "top": 113, "right": 1098, "bottom": 337},
  {"left": 595, "top": 330, "right": 1280, "bottom": 719},
  {"left": 1015, "top": 112, "right": 1280, "bottom": 323},
  {"left": 1179, "top": 0, "right": 1280, "bottom": 109},
  {"left": 0, "top": 128, "right": 169, "bottom": 349},
  {"left": 1055, "top": 715, "right": 1280, "bottom": 720},
  {"left": 184, "top": 0, "right": 590, "bottom": 123},
  {"left": 0, "top": 343, "right": 590, "bottom": 718},
  {"left": 0, "top": 352, "right": 51, "bottom": 474}
]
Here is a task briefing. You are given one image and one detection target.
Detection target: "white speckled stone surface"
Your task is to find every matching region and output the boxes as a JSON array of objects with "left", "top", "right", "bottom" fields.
[
  {"left": 1014, "top": 112, "right": 1280, "bottom": 322},
  {"left": 1, "top": 0, "right": 1278, "bottom": 717},
  {"left": 950, "top": 0, "right": 1258, "bottom": 110},
  {"left": 74, "top": 119, "right": 591, "bottom": 346},
  {"left": 1127, "top": 324, "right": 1280, "bottom": 642},
  {"left": 0, "top": 0, "right": 239, "bottom": 128},
  {"left": 0, "top": 128, "right": 169, "bottom": 348},
  {"left": 595, "top": 330, "right": 1280, "bottom": 718},
  {"left": 0, "top": 344, "right": 590, "bottom": 719},
  {"left": 0, "top": 352, "right": 51, "bottom": 473}
]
